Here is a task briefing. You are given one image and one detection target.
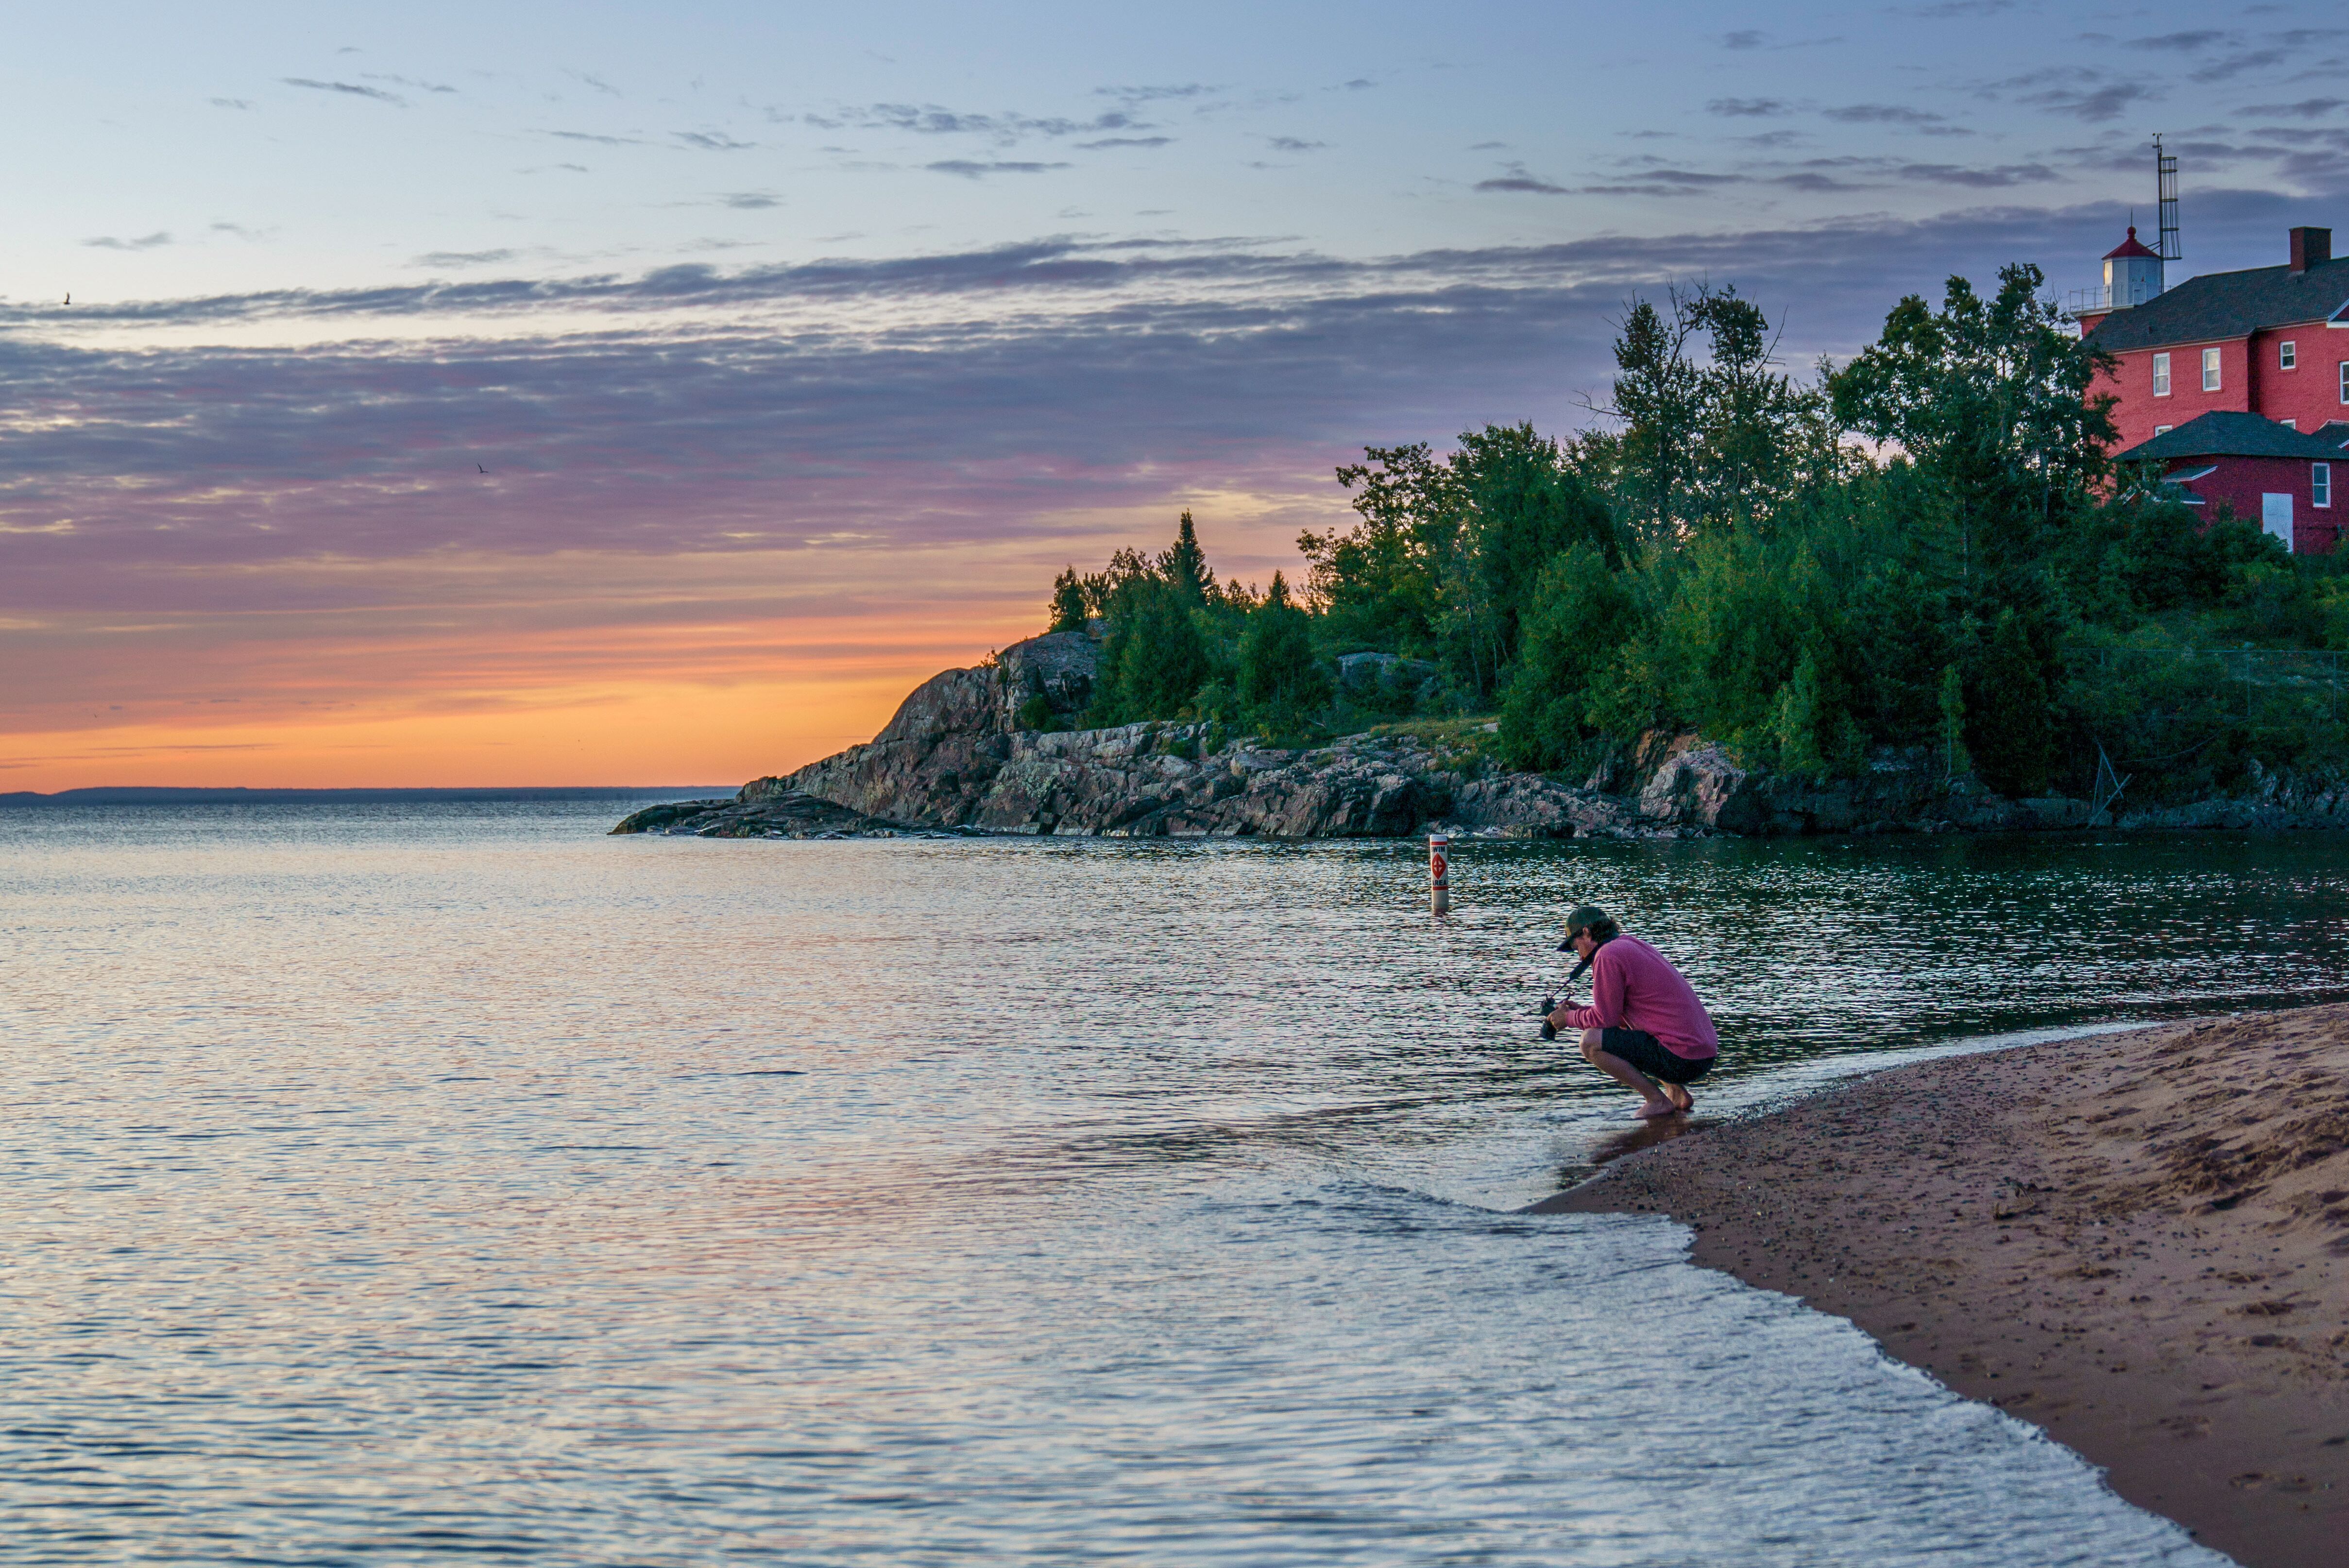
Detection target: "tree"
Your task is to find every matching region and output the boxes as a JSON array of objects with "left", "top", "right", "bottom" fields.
[
  {"left": 1828, "top": 264, "right": 2117, "bottom": 598},
  {"left": 1237, "top": 572, "right": 1330, "bottom": 731},
  {"left": 1964, "top": 608, "right": 2055, "bottom": 795},
  {"left": 1092, "top": 580, "right": 1212, "bottom": 723},
  {"left": 1047, "top": 567, "right": 1089, "bottom": 633},
  {"left": 1496, "top": 543, "right": 1646, "bottom": 771},
  {"left": 1159, "top": 510, "right": 1215, "bottom": 603}
]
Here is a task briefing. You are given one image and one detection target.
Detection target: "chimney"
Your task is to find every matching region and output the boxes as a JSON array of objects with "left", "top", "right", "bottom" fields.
[{"left": 2290, "top": 226, "right": 2332, "bottom": 274}]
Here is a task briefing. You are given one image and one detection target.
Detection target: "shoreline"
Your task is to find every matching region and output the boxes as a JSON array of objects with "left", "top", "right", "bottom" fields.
[{"left": 1536, "top": 1003, "right": 2349, "bottom": 1568}]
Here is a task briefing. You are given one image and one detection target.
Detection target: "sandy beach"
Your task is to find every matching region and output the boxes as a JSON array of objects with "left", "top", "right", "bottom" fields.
[{"left": 1538, "top": 1004, "right": 2349, "bottom": 1568}]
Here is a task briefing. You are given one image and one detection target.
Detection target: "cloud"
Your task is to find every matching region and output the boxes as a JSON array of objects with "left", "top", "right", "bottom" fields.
[
  {"left": 83, "top": 232, "right": 173, "bottom": 251},
  {"left": 1997, "top": 70, "right": 2155, "bottom": 122},
  {"left": 1823, "top": 103, "right": 1962, "bottom": 131},
  {"left": 363, "top": 73, "right": 457, "bottom": 94},
  {"left": 1723, "top": 30, "right": 1766, "bottom": 49},
  {"left": 1094, "top": 84, "right": 1213, "bottom": 105},
  {"left": 1708, "top": 98, "right": 1788, "bottom": 117},
  {"left": 1341, "top": 78, "right": 1375, "bottom": 91},
  {"left": 569, "top": 71, "right": 621, "bottom": 97},
  {"left": 926, "top": 160, "right": 1072, "bottom": 178},
  {"left": 413, "top": 249, "right": 519, "bottom": 268},
  {"left": 675, "top": 131, "right": 755, "bottom": 152},
  {"left": 1075, "top": 136, "right": 1172, "bottom": 150},
  {"left": 550, "top": 130, "right": 646, "bottom": 146},
  {"left": 1902, "top": 0, "right": 2011, "bottom": 14},
  {"left": 1266, "top": 136, "right": 1326, "bottom": 152},
  {"left": 1474, "top": 167, "right": 1569, "bottom": 194},
  {"left": 281, "top": 77, "right": 404, "bottom": 106},
  {"left": 720, "top": 192, "right": 782, "bottom": 209},
  {"left": 818, "top": 103, "right": 1147, "bottom": 143},
  {"left": 1895, "top": 161, "right": 2056, "bottom": 187},
  {"left": 209, "top": 97, "right": 253, "bottom": 110},
  {"left": 2126, "top": 29, "right": 2231, "bottom": 51},
  {"left": 2246, "top": 98, "right": 2347, "bottom": 119}
]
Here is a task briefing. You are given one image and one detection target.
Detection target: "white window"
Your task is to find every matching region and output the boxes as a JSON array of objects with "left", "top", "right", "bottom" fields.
[
  {"left": 2202, "top": 347, "right": 2222, "bottom": 391},
  {"left": 2282, "top": 340, "right": 2298, "bottom": 370},
  {"left": 2154, "top": 424, "right": 2172, "bottom": 435},
  {"left": 2341, "top": 360, "right": 2349, "bottom": 404},
  {"left": 2318, "top": 463, "right": 2333, "bottom": 509},
  {"left": 2282, "top": 418, "right": 2298, "bottom": 430},
  {"left": 2153, "top": 352, "right": 2171, "bottom": 396}
]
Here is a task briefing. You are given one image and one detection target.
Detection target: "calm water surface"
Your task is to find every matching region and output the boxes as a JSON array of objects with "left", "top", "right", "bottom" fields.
[{"left": 5, "top": 804, "right": 2346, "bottom": 1566}]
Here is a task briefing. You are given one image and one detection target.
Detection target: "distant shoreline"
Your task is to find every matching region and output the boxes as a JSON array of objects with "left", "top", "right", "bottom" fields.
[
  {"left": 1, "top": 786, "right": 731, "bottom": 807},
  {"left": 1539, "top": 1004, "right": 2349, "bottom": 1568}
]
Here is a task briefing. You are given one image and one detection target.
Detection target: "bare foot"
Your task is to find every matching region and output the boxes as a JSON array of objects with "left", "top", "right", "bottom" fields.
[
  {"left": 1634, "top": 1097, "right": 1681, "bottom": 1120},
  {"left": 1663, "top": 1085, "right": 1694, "bottom": 1112}
]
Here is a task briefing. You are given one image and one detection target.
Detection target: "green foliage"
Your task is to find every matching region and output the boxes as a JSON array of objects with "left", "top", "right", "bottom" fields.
[
  {"left": 1047, "top": 568, "right": 1089, "bottom": 633},
  {"left": 1966, "top": 609, "right": 2057, "bottom": 795},
  {"left": 1237, "top": 572, "right": 1331, "bottom": 733},
  {"left": 1040, "top": 261, "right": 2344, "bottom": 800},
  {"left": 1496, "top": 543, "right": 1646, "bottom": 771},
  {"left": 1015, "top": 693, "right": 1055, "bottom": 732},
  {"left": 1092, "top": 580, "right": 1211, "bottom": 725},
  {"left": 1937, "top": 664, "right": 1971, "bottom": 780}
]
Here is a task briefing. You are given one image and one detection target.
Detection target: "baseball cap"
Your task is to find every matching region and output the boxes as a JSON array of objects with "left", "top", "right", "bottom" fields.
[{"left": 1556, "top": 904, "right": 1610, "bottom": 950}]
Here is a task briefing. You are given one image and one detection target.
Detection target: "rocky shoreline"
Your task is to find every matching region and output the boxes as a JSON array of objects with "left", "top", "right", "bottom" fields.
[{"left": 614, "top": 630, "right": 2349, "bottom": 839}]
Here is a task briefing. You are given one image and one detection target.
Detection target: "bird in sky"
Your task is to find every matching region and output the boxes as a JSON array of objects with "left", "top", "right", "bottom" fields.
[{"left": 476, "top": 463, "right": 488, "bottom": 474}]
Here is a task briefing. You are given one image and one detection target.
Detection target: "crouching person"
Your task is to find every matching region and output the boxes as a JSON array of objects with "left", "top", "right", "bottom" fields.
[{"left": 1545, "top": 905, "right": 1719, "bottom": 1120}]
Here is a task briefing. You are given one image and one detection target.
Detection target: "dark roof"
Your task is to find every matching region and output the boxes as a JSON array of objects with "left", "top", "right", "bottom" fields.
[
  {"left": 2114, "top": 410, "right": 2349, "bottom": 462},
  {"left": 2104, "top": 226, "right": 2161, "bottom": 261},
  {"left": 2081, "top": 253, "right": 2349, "bottom": 352}
]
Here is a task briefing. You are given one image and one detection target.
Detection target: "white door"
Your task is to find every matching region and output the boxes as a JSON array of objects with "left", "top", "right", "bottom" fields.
[{"left": 2263, "top": 492, "right": 2294, "bottom": 552}]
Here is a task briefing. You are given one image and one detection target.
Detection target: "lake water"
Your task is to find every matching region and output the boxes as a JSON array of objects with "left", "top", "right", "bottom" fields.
[{"left": 6, "top": 804, "right": 2345, "bottom": 1566}]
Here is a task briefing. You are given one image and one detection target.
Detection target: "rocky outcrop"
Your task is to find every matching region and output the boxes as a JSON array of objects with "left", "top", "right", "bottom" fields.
[
  {"left": 623, "top": 629, "right": 2349, "bottom": 842},
  {"left": 610, "top": 790, "right": 908, "bottom": 838}
]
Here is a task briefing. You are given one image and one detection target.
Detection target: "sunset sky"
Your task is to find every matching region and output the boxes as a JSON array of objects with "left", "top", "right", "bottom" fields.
[{"left": 6, "top": 0, "right": 2346, "bottom": 789}]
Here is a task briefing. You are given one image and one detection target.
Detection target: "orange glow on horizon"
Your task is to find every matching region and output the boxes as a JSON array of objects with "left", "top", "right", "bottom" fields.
[{"left": 2, "top": 499, "right": 1340, "bottom": 793}]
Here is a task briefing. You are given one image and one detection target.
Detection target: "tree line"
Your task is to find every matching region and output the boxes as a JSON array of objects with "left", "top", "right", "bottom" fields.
[{"left": 1034, "top": 264, "right": 2349, "bottom": 801}]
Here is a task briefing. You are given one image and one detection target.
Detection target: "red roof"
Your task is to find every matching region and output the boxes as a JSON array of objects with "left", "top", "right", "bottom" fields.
[{"left": 2104, "top": 225, "right": 2161, "bottom": 261}]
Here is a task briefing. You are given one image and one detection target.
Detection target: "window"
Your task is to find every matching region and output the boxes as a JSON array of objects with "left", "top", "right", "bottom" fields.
[
  {"left": 2153, "top": 352, "right": 2171, "bottom": 396},
  {"left": 2154, "top": 425, "right": 2173, "bottom": 435},
  {"left": 2319, "top": 463, "right": 2334, "bottom": 509},
  {"left": 2202, "top": 347, "right": 2222, "bottom": 391},
  {"left": 2341, "top": 360, "right": 2349, "bottom": 404},
  {"left": 2282, "top": 340, "right": 2298, "bottom": 370},
  {"left": 2282, "top": 418, "right": 2299, "bottom": 430}
]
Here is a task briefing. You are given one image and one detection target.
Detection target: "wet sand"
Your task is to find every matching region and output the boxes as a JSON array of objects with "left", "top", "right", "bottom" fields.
[{"left": 1536, "top": 1004, "right": 2349, "bottom": 1568}]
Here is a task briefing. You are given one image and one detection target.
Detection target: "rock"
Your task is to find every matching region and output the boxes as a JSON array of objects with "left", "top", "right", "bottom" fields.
[
  {"left": 1638, "top": 741, "right": 1764, "bottom": 833},
  {"left": 609, "top": 789, "right": 906, "bottom": 838},
  {"left": 623, "top": 640, "right": 2349, "bottom": 842},
  {"left": 1438, "top": 775, "right": 1654, "bottom": 839}
]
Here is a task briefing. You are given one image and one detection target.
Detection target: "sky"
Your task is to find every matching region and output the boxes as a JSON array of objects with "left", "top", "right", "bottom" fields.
[{"left": 5, "top": 0, "right": 2347, "bottom": 789}]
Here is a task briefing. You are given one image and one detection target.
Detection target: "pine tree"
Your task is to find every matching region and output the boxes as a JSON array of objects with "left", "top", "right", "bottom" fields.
[
  {"left": 1965, "top": 609, "right": 2055, "bottom": 795},
  {"left": 1047, "top": 567, "right": 1088, "bottom": 633},
  {"left": 1158, "top": 511, "right": 1215, "bottom": 603},
  {"left": 1237, "top": 572, "right": 1330, "bottom": 730}
]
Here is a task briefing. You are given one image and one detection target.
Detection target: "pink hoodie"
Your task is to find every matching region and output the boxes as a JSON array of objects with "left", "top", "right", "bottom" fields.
[{"left": 1559, "top": 935, "right": 1719, "bottom": 1060}]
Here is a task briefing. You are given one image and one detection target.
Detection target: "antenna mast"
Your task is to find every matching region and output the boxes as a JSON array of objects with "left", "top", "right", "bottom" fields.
[{"left": 2154, "top": 134, "right": 2181, "bottom": 261}]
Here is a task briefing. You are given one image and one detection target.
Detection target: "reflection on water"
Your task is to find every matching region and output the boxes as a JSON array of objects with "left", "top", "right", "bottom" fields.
[{"left": 4, "top": 804, "right": 2334, "bottom": 1565}]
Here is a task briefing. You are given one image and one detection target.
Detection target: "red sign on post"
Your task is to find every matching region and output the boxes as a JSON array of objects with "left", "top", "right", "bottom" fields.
[{"left": 1429, "top": 833, "right": 1450, "bottom": 915}]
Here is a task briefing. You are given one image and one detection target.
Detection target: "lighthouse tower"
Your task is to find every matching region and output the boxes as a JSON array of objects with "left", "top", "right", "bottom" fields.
[{"left": 2102, "top": 225, "right": 2164, "bottom": 309}]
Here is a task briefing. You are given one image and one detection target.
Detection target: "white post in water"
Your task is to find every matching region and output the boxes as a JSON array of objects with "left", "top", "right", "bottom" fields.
[{"left": 1429, "top": 833, "right": 1450, "bottom": 916}]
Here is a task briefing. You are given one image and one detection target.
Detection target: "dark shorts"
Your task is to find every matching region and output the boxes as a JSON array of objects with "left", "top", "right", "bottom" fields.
[{"left": 1598, "top": 1027, "right": 1717, "bottom": 1086}]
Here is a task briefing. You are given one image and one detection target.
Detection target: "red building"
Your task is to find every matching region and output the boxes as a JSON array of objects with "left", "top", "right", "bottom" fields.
[
  {"left": 2080, "top": 225, "right": 2349, "bottom": 552},
  {"left": 2111, "top": 411, "right": 2344, "bottom": 556}
]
